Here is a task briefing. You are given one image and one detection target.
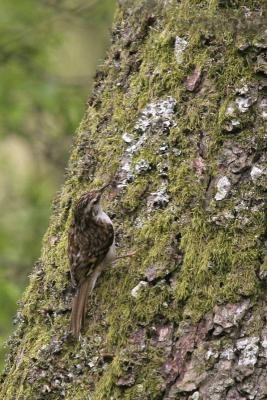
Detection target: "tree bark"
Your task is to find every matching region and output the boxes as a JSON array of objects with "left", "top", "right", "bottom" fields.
[{"left": 1, "top": 1, "right": 267, "bottom": 399}]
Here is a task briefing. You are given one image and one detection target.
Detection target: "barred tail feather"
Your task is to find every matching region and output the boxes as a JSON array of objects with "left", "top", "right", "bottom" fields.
[{"left": 70, "top": 279, "right": 90, "bottom": 338}]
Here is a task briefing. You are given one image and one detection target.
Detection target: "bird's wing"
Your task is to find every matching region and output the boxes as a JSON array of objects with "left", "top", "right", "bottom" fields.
[{"left": 69, "top": 221, "right": 114, "bottom": 287}]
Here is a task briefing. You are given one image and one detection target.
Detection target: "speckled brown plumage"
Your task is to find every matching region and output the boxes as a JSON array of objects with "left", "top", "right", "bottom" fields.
[{"left": 68, "top": 188, "right": 114, "bottom": 337}]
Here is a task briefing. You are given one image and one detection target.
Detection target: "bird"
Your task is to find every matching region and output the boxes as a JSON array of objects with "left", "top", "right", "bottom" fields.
[{"left": 68, "top": 182, "right": 116, "bottom": 338}]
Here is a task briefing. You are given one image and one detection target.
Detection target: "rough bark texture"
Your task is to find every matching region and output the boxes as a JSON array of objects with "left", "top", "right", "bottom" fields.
[{"left": 1, "top": 1, "right": 267, "bottom": 399}]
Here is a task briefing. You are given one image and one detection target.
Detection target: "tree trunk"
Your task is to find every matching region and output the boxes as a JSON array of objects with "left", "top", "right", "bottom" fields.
[{"left": 1, "top": 1, "right": 267, "bottom": 399}]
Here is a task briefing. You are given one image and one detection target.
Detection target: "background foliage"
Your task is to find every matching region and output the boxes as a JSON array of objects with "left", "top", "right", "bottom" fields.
[{"left": 0, "top": 0, "right": 115, "bottom": 368}]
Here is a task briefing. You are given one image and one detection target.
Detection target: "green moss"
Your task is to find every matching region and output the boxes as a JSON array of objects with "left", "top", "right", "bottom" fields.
[
  {"left": 92, "top": 357, "right": 122, "bottom": 400},
  {"left": 1, "top": 0, "right": 266, "bottom": 398},
  {"left": 121, "top": 178, "right": 149, "bottom": 212}
]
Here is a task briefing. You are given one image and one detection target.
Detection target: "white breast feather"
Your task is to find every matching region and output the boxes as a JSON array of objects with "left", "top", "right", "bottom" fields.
[{"left": 96, "top": 207, "right": 116, "bottom": 263}]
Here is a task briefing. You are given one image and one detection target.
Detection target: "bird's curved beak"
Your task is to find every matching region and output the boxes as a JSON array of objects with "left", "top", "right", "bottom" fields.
[
  {"left": 97, "top": 182, "right": 112, "bottom": 201},
  {"left": 99, "top": 182, "right": 111, "bottom": 193}
]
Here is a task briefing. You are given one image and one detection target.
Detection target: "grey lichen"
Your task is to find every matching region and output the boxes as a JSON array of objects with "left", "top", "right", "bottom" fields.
[
  {"left": 236, "top": 336, "right": 259, "bottom": 369},
  {"left": 134, "top": 159, "right": 151, "bottom": 174},
  {"left": 235, "top": 96, "right": 254, "bottom": 113},
  {"left": 147, "top": 185, "right": 169, "bottom": 211},
  {"left": 214, "top": 176, "right": 231, "bottom": 201},
  {"left": 118, "top": 97, "right": 177, "bottom": 188},
  {"left": 131, "top": 281, "right": 148, "bottom": 298},
  {"left": 162, "top": 300, "right": 266, "bottom": 399},
  {"left": 122, "top": 132, "right": 134, "bottom": 144},
  {"left": 174, "top": 36, "right": 188, "bottom": 64},
  {"left": 134, "top": 97, "right": 177, "bottom": 134},
  {"left": 250, "top": 165, "right": 264, "bottom": 182},
  {"left": 1, "top": 1, "right": 267, "bottom": 399},
  {"left": 259, "top": 98, "right": 267, "bottom": 120}
]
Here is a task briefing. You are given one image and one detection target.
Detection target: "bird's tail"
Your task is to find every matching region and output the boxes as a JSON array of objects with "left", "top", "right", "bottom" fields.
[{"left": 70, "top": 279, "right": 90, "bottom": 338}]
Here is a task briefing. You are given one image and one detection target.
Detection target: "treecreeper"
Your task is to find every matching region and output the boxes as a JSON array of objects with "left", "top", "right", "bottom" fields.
[{"left": 68, "top": 183, "right": 134, "bottom": 338}]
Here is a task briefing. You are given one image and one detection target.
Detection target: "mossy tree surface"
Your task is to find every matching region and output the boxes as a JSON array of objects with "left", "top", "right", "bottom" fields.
[{"left": 1, "top": 1, "right": 267, "bottom": 399}]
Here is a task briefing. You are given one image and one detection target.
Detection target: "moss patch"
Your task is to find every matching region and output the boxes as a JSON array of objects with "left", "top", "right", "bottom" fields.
[{"left": 1, "top": 0, "right": 266, "bottom": 398}]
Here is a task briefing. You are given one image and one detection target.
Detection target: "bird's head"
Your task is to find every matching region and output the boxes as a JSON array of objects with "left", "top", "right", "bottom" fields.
[{"left": 75, "top": 182, "right": 111, "bottom": 221}]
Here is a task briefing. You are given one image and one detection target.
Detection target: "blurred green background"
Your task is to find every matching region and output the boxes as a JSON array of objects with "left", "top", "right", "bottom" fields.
[{"left": 0, "top": 0, "right": 116, "bottom": 369}]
